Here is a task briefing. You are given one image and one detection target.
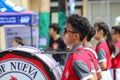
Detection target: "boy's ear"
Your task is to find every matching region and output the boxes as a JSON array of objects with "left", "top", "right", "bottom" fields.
[
  {"left": 73, "top": 34, "right": 79, "bottom": 39},
  {"left": 100, "top": 29, "right": 103, "bottom": 34},
  {"left": 75, "top": 34, "right": 78, "bottom": 37}
]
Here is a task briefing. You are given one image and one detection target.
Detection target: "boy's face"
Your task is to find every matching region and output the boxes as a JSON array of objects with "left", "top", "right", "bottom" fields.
[
  {"left": 111, "top": 29, "right": 120, "bottom": 42},
  {"left": 94, "top": 26, "right": 101, "bottom": 40},
  {"left": 12, "top": 39, "right": 19, "bottom": 47},
  {"left": 49, "top": 28, "right": 55, "bottom": 36},
  {"left": 63, "top": 23, "right": 75, "bottom": 45}
]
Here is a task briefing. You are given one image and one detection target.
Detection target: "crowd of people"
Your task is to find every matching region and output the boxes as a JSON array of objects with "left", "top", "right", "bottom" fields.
[
  {"left": 48, "top": 14, "right": 120, "bottom": 80},
  {"left": 10, "top": 14, "right": 120, "bottom": 80}
]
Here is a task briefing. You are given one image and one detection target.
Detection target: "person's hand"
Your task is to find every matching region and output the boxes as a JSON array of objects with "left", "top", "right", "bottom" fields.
[{"left": 52, "top": 43, "right": 59, "bottom": 49}]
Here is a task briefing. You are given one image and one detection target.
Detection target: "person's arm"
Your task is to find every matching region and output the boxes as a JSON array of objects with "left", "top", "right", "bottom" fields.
[
  {"left": 91, "top": 72, "right": 97, "bottom": 80},
  {"left": 97, "top": 64, "right": 102, "bottom": 79},
  {"left": 90, "top": 61, "right": 97, "bottom": 80},
  {"left": 111, "top": 46, "right": 119, "bottom": 58},
  {"left": 97, "top": 49, "right": 107, "bottom": 70},
  {"left": 99, "top": 62, "right": 106, "bottom": 70},
  {"left": 73, "top": 60, "right": 95, "bottom": 80}
]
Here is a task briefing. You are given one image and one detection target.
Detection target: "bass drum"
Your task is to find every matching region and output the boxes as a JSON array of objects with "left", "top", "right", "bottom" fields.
[{"left": 0, "top": 46, "right": 62, "bottom": 80}]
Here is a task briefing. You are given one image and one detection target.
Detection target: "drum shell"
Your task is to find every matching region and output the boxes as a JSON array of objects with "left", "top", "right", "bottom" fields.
[{"left": 0, "top": 46, "right": 62, "bottom": 80}]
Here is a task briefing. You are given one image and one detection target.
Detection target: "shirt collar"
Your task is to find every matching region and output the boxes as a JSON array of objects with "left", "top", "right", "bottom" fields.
[
  {"left": 65, "top": 42, "right": 82, "bottom": 62},
  {"left": 114, "top": 40, "right": 120, "bottom": 43},
  {"left": 99, "top": 39, "right": 105, "bottom": 42},
  {"left": 84, "top": 42, "right": 92, "bottom": 48},
  {"left": 71, "top": 42, "right": 82, "bottom": 50}
]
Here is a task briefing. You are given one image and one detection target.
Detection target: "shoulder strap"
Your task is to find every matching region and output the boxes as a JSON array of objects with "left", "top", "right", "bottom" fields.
[{"left": 84, "top": 48, "right": 98, "bottom": 59}]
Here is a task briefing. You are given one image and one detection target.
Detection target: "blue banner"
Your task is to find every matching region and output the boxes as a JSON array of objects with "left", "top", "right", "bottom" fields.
[{"left": 0, "top": 14, "right": 32, "bottom": 25}]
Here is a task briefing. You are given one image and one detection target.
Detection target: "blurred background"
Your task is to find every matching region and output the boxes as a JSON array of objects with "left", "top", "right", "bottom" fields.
[{"left": 0, "top": 0, "right": 120, "bottom": 50}]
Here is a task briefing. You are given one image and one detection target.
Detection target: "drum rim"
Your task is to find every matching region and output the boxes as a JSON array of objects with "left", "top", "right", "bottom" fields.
[{"left": 0, "top": 50, "right": 56, "bottom": 80}]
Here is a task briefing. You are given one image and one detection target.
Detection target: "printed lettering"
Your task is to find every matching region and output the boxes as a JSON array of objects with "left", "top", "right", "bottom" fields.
[
  {"left": 11, "top": 62, "right": 16, "bottom": 70},
  {"left": 29, "top": 66, "right": 38, "bottom": 78},
  {"left": 0, "top": 64, "right": 5, "bottom": 74},
  {"left": 10, "top": 62, "right": 38, "bottom": 78},
  {"left": 22, "top": 64, "right": 29, "bottom": 72}
]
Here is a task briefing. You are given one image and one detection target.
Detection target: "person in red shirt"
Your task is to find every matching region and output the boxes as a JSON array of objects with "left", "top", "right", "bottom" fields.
[
  {"left": 94, "top": 22, "right": 115, "bottom": 80},
  {"left": 62, "top": 14, "right": 95, "bottom": 80},
  {"left": 82, "top": 27, "right": 102, "bottom": 80},
  {"left": 111, "top": 26, "right": 120, "bottom": 80}
]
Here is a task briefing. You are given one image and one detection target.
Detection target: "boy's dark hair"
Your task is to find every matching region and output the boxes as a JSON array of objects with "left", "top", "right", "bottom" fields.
[
  {"left": 112, "top": 26, "right": 120, "bottom": 34},
  {"left": 87, "top": 27, "right": 95, "bottom": 41},
  {"left": 14, "top": 36, "right": 24, "bottom": 46},
  {"left": 94, "top": 22, "right": 115, "bottom": 54},
  {"left": 49, "top": 23, "right": 60, "bottom": 34},
  {"left": 67, "top": 14, "right": 92, "bottom": 41}
]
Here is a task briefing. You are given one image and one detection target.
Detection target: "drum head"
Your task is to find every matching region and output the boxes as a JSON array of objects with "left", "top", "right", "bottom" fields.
[{"left": 0, "top": 46, "right": 62, "bottom": 80}]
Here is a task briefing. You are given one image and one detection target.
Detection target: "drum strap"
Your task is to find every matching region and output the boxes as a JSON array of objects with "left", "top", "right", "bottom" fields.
[{"left": 84, "top": 48, "right": 98, "bottom": 59}]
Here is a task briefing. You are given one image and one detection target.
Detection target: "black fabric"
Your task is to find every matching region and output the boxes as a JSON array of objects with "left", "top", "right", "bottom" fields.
[{"left": 49, "top": 37, "right": 66, "bottom": 65}]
